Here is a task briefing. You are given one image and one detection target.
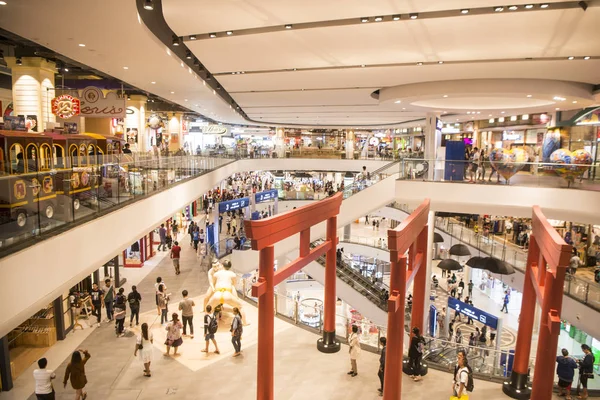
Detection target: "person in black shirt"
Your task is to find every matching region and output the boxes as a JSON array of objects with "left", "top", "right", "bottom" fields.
[
  {"left": 122, "top": 143, "right": 132, "bottom": 154},
  {"left": 90, "top": 283, "right": 104, "bottom": 328},
  {"left": 579, "top": 344, "right": 595, "bottom": 399},
  {"left": 378, "top": 337, "right": 386, "bottom": 395},
  {"left": 128, "top": 286, "right": 142, "bottom": 327},
  {"left": 409, "top": 327, "right": 425, "bottom": 381}
]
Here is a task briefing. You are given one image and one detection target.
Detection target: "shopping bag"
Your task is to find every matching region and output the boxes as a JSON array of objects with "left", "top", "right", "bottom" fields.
[{"left": 450, "top": 395, "right": 469, "bottom": 400}]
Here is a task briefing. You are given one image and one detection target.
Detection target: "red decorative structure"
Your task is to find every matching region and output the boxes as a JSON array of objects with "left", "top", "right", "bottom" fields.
[
  {"left": 244, "top": 192, "right": 343, "bottom": 400},
  {"left": 384, "top": 199, "right": 430, "bottom": 399},
  {"left": 503, "top": 206, "right": 571, "bottom": 399}
]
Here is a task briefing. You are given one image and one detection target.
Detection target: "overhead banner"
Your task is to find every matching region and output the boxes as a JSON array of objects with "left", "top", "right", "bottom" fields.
[
  {"left": 218, "top": 197, "right": 249, "bottom": 213},
  {"left": 448, "top": 296, "right": 498, "bottom": 329},
  {"left": 255, "top": 189, "right": 278, "bottom": 203}
]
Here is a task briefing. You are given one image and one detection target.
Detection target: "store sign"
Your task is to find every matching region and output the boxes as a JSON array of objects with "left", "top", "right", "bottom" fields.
[
  {"left": 218, "top": 197, "right": 249, "bottom": 213},
  {"left": 51, "top": 94, "right": 81, "bottom": 119},
  {"left": 256, "top": 189, "right": 278, "bottom": 203},
  {"left": 79, "top": 86, "right": 126, "bottom": 118},
  {"left": 502, "top": 131, "right": 523, "bottom": 141},
  {"left": 448, "top": 297, "right": 498, "bottom": 329},
  {"left": 202, "top": 124, "right": 228, "bottom": 134}
]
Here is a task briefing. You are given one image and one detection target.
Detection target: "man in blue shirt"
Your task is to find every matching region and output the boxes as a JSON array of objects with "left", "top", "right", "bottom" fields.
[
  {"left": 556, "top": 348, "right": 578, "bottom": 399},
  {"left": 158, "top": 223, "right": 167, "bottom": 251},
  {"left": 500, "top": 291, "right": 509, "bottom": 313}
]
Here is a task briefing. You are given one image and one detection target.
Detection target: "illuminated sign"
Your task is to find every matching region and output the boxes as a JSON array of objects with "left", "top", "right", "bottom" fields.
[
  {"left": 79, "top": 87, "right": 126, "bottom": 118},
  {"left": 502, "top": 131, "right": 523, "bottom": 141},
  {"left": 51, "top": 95, "right": 81, "bottom": 119},
  {"left": 256, "top": 189, "right": 278, "bottom": 203},
  {"left": 448, "top": 296, "right": 498, "bottom": 329},
  {"left": 202, "top": 125, "right": 228, "bottom": 134},
  {"left": 218, "top": 197, "right": 250, "bottom": 213}
]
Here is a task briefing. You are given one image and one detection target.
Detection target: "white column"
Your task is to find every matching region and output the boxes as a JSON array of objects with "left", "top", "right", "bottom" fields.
[
  {"left": 346, "top": 130, "right": 355, "bottom": 159},
  {"left": 424, "top": 210, "right": 435, "bottom": 330},
  {"left": 424, "top": 113, "right": 442, "bottom": 180},
  {"left": 167, "top": 112, "right": 183, "bottom": 151},
  {"left": 125, "top": 95, "right": 147, "bottom": 152},
  {"left": 5, "top": 57, "right": 56, "bottom": 131},
  {"left": 274, "top": 128, "right": 285, "bottom": 157}
]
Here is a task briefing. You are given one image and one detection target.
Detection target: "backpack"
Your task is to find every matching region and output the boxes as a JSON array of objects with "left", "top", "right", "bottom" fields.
[
  {"left": 454, "top": 365, "right": 474, "bottom": 392},
  {"left": 231, "top": 315, "right": 243, "bottom": 336},
  {"left": 193, "top": 231, "right": 199, "bottom": 241},
  {"left": 208, "top": 315, "right": 218, "bottom": 334}
]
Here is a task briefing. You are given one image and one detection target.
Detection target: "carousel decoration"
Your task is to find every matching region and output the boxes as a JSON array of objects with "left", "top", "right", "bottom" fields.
[
  {"left": 488, "top": 147, "right": 528, "bottom": 181},
  {"left": 549, "top": 148, "right": 593, "bottom": 181}
]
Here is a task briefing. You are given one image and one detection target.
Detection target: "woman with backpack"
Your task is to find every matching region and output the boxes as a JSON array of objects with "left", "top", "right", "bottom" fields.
[
  {"left": 134, "top": 323, "right": 153, "bottom": 377},
  {"left": 409, "top": 327, "right": 425, "bottom": 382},
  {"left": 453, "top": 350, "right": 473, "bottom": 399},
  {"left": 164, "top": 313, "right": 183, "bottom": 356},
  {"left": 231, "top": 307, "right": 243, "bottom": 357}
]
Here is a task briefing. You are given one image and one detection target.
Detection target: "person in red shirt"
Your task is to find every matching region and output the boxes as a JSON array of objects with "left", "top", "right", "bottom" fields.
[{"left": 171, "top": 241, "right": 182, "bottom": 275}]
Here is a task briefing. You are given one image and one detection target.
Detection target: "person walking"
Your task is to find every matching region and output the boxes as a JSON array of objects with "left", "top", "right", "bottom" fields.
[
  {"left": 155, "top": 277, "right": 166, "bottom": 315},
  {"left": 164, "top": 313, "right": 183, "bottom": 356},
  {"left": 578, "top": 344, "right": 595, "bottom": 400},
  {"left": 469, "top": 147, "right": 480, "bottom": 183},
  {"left": 473, "top": 327, "right": 481, "bottom": 356},
  {"left": 113, "top": 288, "right": 127, "bottom": 337},
  {"left": 63, "top": 349, "right": 91, "bottom": 400},
  {"left": 455, "top": 328, "right": 463, "bottom": 347},
  {"left": 33, "top": 357, "right": 56, "bottom": 400},
  {"left": 453, "top": 350, "right": 471, "bottom": 399},
  {"left": 556, "top": 348, "right": 578, "bottom": 400},
  {"left": 188, "top": 221, "right": 195, "bottom": 246},
  {"left": 157, "top": 285, "right": 170, "bottom": 325},
  {"left": 179, "top": 290, "right": 195, "bottom": 339},
  {"left": 467, "top": 280, "right": 474, "bottom": 297},
  {"left": 231, "top": 307, "right": 243, "bottom": 357},
  {"left": 409, "top": 327, "right": 425, "bottom": 381},
  {"left": 225, "top": 212, "right": 231, "bottom": 235},
  {"left": 158, "top": 223, "right": 167, "bottom": 251},
  {"left": 192, "top": 228, "right": 200, "bottom": 251},
  {"left": 134, "top": 323, "right": 154, "bottom": 377},
  {"left": 170, "top": 241, "right": 181, "bottom": 275},
  {"left": 500, "top": 290, "right": 510, "bottom": 313},
  {"left": 90, "top": 283, "right": 103, "bottom": 328},
  {"left": 202, "top": 305, "right": 220, "bottom": 354},
  {"left": 347, "top": 325, "right": 361, "bottom": 377},
  {"left": 127, "top": 285, "right": 141, "bottom": 327},
  {"left": 103, "top": 278, "right": 114, "bottom": 322},
  {"left": 377, "top": 337, "right": 386, "bottom": 396}
]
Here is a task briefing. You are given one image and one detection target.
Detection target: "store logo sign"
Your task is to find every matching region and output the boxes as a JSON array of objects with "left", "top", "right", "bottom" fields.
[
  {"left": 79, "top": 87, "right": 126, "bottom": 118},
  {"left": 51, "top": 94, "right": 81, "bottom": 119},
  {"left": 202, "top": 125, "right": 228, "bottom": 134}
]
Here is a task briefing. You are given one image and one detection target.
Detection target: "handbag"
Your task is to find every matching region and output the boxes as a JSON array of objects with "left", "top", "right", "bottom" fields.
[{"left": 584, "top": 372, "right": 595, "bottom": 379}]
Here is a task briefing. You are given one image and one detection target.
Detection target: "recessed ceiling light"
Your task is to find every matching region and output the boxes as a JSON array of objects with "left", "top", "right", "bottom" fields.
[
  {"left": 184, "top": 99, "right": 188, "bottom": 102},
  {"left": 540, "top": 3, "right": 549, "bottom": 8},
  {"left": 410, "top": 13, "right": 418, "bottom": 19},
  {"left": 443, "top": 95, "right": 448, "bottom": 98},
  {"left": 63, "top": 67, "right": 69, "bottom": 72},
  {"left": 438, "top": 61, "right": 444, "bottom": 64},
  {"left": 553, "top": 96, "right": 566, "bottom": 101},
  {"left": 567, "top": 56, "right": 574, "bottom": 60},
  {"left": 526, "top": 94, "right": 532, "bottom": 97},
  {"left": 395, "top": 100, "right": 401, "bottom": 104},
  {"left": 402, "top": 108, "right": 406, "bottom": 110},
  {"left": 467, "top": 112, "right": 471, "bottom": 114},
  {"left": 443, "top": 111, "right": 447, "bottom": 113},
  {"left": 172, "top": 36, "right": 180, "bottom": 46},
  {"left": 285, "top": 24, "right": 292, "bottom": 29},
  {"left": 461, "top": 9, "right": 469, "bottom": 14},
  {"left": 583, "top": 56, "right": 590, "bottom": 60},
  {"left": 501, "top": 111, "right": 505, "bottom": 114},
  {"left": 361, "top": 17, "right": 369, "bottom": 23},
  {"left": 361, "top": 64, "right": 366, "bottom": 68},
  {"left": 78, "top": 43, "right": 85, "bottom": 47},
  {"left": 189, "top": 35, "right": 197, "bottom": 40},
  {"left": 477, "top": 111, "right": 481, "bottom": 114},
  {"left": 151, "top": 81, "right": 156, "bottom": 84},
  {"left": 185, "top": 50, "right": 192, "bottom": 59},
  {"left": 170, "top": 91, "right": 175, "bottom": 94},
  {"left": 226, "top": 31, "right": 233, "bottom": 35},
  {"left": 494, "top": 6, "right": 504, "bottom": 12},
  {"left": 522, "top": 114, "right": 529, "bottom": 120},
  {"left": 123, "top": 66, "right": 129, "bottom": 70},
  {"left": 555, "top": 107, "right": 560, "bottom": 110},
  {"left": 572, "top": 100, "right": 578, "bottom": 104},
  {"left": 209, "top": 33, "right": 217, "bottom": 38},
  {"left": 525, "top": 4, "right": 534, "bottom": 8},
  {"left": 374, "top": 16, "right": 383, "bottom": 22},
  {"left": 143, "top": 0, "right": 154, "bottom": 10},
  {"left": 392, "top": 15, "right": 401, "bottom": 21},
  {"left": 417, "top": 62, "right": 423, "bottom": 66},
  {"left": 508, "top": 5, "right": 518, "bottom": 10}
]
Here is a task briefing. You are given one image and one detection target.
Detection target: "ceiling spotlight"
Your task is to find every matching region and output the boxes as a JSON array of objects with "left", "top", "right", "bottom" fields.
[
  {"left": 525, "top": 4, "right": 534, "bottom": 8},
  {"left": 172, "top": 36, "right": 180, "bottom": 46},
  {"left": 151, "top": 81, "right": 156, "bottom": 84},
  {"left": 123, "top": 66, "right": 129, "bottom": 70},
  {"left": 226, "top": 31, "right": 233, "bottom": 35},
  {"left": 143, "top": 0, "right": 154, "bottom": 10},
  {"left": 467, "top": 111, "right": 471, "bottom": 114},
  {"left": 78, "top": 43, "right": 86, "bottom": 47},
  {"left": 572, "top": 100, "right": 578, "bottom": 104},
  {"left": 540, "top": 3, "right": 549, "bottom": 8},
  {"left": 63, "top": 67, "right": 69, "bottom": 72},
  {"left": 461, "top": 9, "right": 469, "bottom": 14},
  {"left": 501, "top": 111, "right": 505, "bottom": 114},
  {"left": 392, "top": 15, "right": 401, "bottom": 20},
  {"left": 438, "top": 61, "right": 444, "bottom": 64},
  {"left": 584, "top": 56, "right": 590, "bottom": 60},
  {"left": 494, "top": 6, "right": 504, "bottom": 12},
  {"left": 555, "top": 107, "right": 560, "bottom": 110},
  {"left": 285, "top": 24, "right": 292, "bottom": 29},
  {"left": 553, "top": 96, "right": 566, "bottom": 101},
  {"left": 417, "top": 62, "right": 423, "bottom": 66},
  {"left": 410, "top": 13, "right": 418, "bottom": 19},
  {"left": 568, "top": 56, "right": 574, "bottom": 60},
  {"left": 395, "top": 100, "right": 401, "bottom": 104},
  {"left": 189, "top": 35, "right": 197, "bottom": 40},
  {"left": 127, "top": 95, "right": 131, "bottom": 100},
  {"left": 209, "top": 33, "right": 217, "bottom": 38},
  {"left": 15, "top": 57, "right": 23, "bottom": 65},
  {"left": 361, "top": 64, "right": 366, "bottom": 68},
  {"left": 205, "top": 74, "right": 212, "bottom": 81},
  {"left": 374, "top": 16, "right": 383, "bottom": 22},
  {"left": 443, "top": 95, "right": 448, "bottom": 98},
  {"left": 508, "top": 5, "right": 518, "bottom": 10},
  {"left": 170, "top": 91, "right": 175, "bottom": 94},
  {"left": 361, "top": 17, "right": 369, "bottom": 23},
  {"left": 185, "top": 50, "right": 192, "bottom": 59},
  {"left": 526, "top": 94, "right": 532, "bottom": 97}
]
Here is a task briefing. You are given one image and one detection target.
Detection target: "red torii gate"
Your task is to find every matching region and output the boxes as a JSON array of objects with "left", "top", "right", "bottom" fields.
[
  {"left": 244, "top": 192, "right": 343, "bottom": 400},
  {"left": 384, "top": 199, "right": 430, "bottom": 399},
  {"left": 504, "top": 206, "right": 571, "bottom": 399}
]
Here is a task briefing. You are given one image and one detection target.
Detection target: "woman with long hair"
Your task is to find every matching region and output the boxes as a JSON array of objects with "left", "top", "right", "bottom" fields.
[
  {"left": 63, "top": 349, "right": 91, "bottom": 400},
  {"left": 165, "top": 313, "right": 183, "bottom": 356},
  {"left": 134, "top": 323, "right": 154, "bottom": 377},
  {"left": 347, "top": 325, "right": 361, "bottom": 377}
]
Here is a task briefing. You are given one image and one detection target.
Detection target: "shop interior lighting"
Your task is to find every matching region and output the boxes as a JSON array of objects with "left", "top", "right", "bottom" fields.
[
  {"left": 143, "top": 0, "right": 154, "bottom": 10},
  {"left": 461, "top": 9, "right": 470, "bottom": 14},
  {"left": 525, "top": 4, "right": 534, "bottom": 8},
  {"left": 375, "top": 16, "right": 383, "bottom": 22},
  {"left": 172, "top": 36, "right": 180, "bottom": 46},
  {"left": 0, "top": 1, "right": 7, "bottom": 5},
  {"left": 285, "top": 24, "right": 293, "bottom": 29},
  {"left": 185, "top": 50, "right": 192, "bottom": 59},
  {"left": 489, "top": 118, "right": 495, "bottom": 123},
  {"left": 540, "top": 3, "right": 549, "bottom": 8},
  {"left": 555, "top": 107, "right": 560, "bottom": 110},
  {"left": 209, "top": 33, "right": 217, "bottom": 38},
  {"left": 361, "top": 64, "right": 366, "bottom": 67},
  {"left": 501, "top": 111, "right": 505, "bottom": 114},
  {"left": 443, "top": 94, "right": 448, "bottom": 97},
  {"left": 189, "top": 35, "right": 197, "bottom": 40},
  {"left": 567, "top": 56, "right": 574, "bottom": 60},
  {"left": 494, "top": 6, "right": 504, "bottom": 12},
  {"left": 410, "top": 13, "right": 418, "bottom": 19},
  {"left": 499, "top": 117, "right": 505, "bottom": 122},
  {"left": 226, "top": 31, "right": 233, "bottom": 35},
  {"left": 392, "top": 15, "right": 401, "bottom": 20},
  {"left": 15, "top": 57, "right": 22, "bottom": 65},
  {"left": 584, "top": 56, "right": 590, "bottom": 60},
  {"left": 510, "top": 115, "right": 518, "bottom": 121},
  {"left": 508, "top": 5, "right": 518, "bottom": 10},
  {"left": 127, "top": 95, "right": 131, "bottom": 100},
  {"left": 361, "top": 17, "right": 369, "bottom": 23},
  {"left": 522, "top": 114, "right": 529, "bottom": 120},
  {"left": 170, "top": 91, "right": 175, "bottom": 94}
]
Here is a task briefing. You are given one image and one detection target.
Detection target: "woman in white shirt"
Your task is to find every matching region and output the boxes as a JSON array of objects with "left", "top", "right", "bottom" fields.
[
  {"left": 133, "top": 323, "right": 154, "bottom": 377},
  {"left": 347, "top": 325, "right": 361, "bottom": 377},
  {"left": 453, "top": 350, "right": 470, "bottom": 398}
]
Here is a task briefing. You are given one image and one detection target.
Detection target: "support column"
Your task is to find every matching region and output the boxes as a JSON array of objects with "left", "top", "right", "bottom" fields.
[
  {"left": 93, "top": 269, "right": 100, "bottom": 285},
  {"left": 504, "top": 237, "right": 539, "bottom": 399},
  {"left": 318, "top": 216, "right": 341, "bottom": 353},
  {"left": 346, "top": 130, "right": 355, "bottom": 159},
  {"left": 53, "top": 296, "right": 66, "bottom": 341},
  {"left": 274, "top": 128, "right": 285, "bottom": 158},
  {"left": 0, "top": 336, "right": 12, "bottom": 391},
  {"left": 383, "top": 256, "right": 407, "bottom": 400},
  {"left": 125, "top": 95, "right": 147, "bottom": 152},
  {"left": 167, "top": 112, "right": 183, "bottom": 152},
  {"left": 5, "top": 57, "right": 56, "bottom": 132},
  {"left": 424, "top": 113, "right": 442, "bottom": 181},
  {"left": 411, "top": 227, "right": 428, "bottom": 335},
  {"left": 257, "top": 246, "right": 275, "bottom": 400},
  {"left": 343, "top": 224, "right": 351, "bottom": 241}
]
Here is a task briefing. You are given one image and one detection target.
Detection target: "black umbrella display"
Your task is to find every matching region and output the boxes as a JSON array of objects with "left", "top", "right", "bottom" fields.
[
  {"left": 433, "top": 232, "right": 444, "bottom": 243},
  {"left": 465, "top": 256, "right": 487, "bottom": 269},
  {"left": 481, "top": 257, "right": 515, "bottom": 275},
  {"left": 449, "top": 244, "right": 471, "bottom": 257},
  {"left": 437, "top": 259, "right": 463, "bottom": 271}
]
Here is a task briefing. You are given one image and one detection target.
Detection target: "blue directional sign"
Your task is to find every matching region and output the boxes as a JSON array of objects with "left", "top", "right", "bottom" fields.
[
  {"left": 218, "top": 197, "right": 250, "bottom": 213},
  {"left": 448, "top": 296, "right": 498, "bottom": 329},
  {"left": 256, "top": 189, "right": 278, "bottom": 203}
]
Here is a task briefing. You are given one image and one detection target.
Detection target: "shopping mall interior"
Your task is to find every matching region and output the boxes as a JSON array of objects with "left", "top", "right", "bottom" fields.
[{"left": 0, "top": 0, "right": 599, "bottom": 399}]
